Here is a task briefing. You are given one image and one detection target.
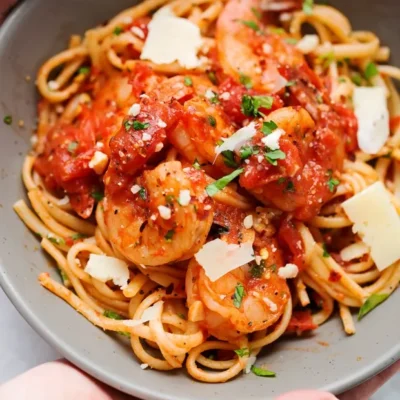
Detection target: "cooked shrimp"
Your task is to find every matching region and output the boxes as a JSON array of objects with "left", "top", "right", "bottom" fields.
[
  {"left": 186, "top": 238, "right": 290, "bottom": 341},
  {"left": 216, "top": 0, "right": 300, "bottom": 93},
  {"left": 104, "top": 161, "right": 214, "bottom": 266}
]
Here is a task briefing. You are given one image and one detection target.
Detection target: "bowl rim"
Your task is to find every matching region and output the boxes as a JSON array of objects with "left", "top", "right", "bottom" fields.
[{"left": 0, "top": 1, "right": 399, "bottom": 399}]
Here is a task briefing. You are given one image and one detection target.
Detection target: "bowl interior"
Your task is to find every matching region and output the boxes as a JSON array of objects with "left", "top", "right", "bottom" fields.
[{"left": 0, "top": 1, "right": 399, "bottom": 399}]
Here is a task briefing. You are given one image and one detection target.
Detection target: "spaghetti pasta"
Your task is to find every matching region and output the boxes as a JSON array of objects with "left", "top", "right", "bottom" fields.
[{"left": 14, "top": 0, "right": 400, "bottom": 383}]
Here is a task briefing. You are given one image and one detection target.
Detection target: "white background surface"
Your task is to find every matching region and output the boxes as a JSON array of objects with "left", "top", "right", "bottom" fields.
[{"left": 0, "top": 288, "right": 398, "bottom": 398}]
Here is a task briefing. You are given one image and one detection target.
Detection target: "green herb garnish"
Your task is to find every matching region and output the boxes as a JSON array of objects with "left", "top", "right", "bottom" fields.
[
  {"left": 270, "top": 27, "right": 285, "bottom": 35},
  {"left": 264, "top": 149, "right": 286, "bottom": 166},
  {"left": 3, "top": 115, "right": 12, "bottom": 125},
  {"left": 71, "top": 233, "right": 88, "bottom": 241},
  {"left": 208, "top": 115, "right": 217, "bottom": 127},
  {"left": 322, "top": 243, "right": 330, "bottom": 258},
  {"left": 251, "top": 365, "right": 276, "bottom": 377},
  {"left": 284, "top": 180, "right": 295, "bottom": 193},
  {"left": 251, "top": 7, "right": 262, "bottom": 19},
  {"left": 249, "top": 261, "right": 265, "bottom": 278},
  {"left": 358, "top": 293, "right": 390, "bottom": 320},
  {"left": 207, "top": 71, "right": 218, "bottom": 85},
  {"left": 327, "top": 177, "right": 340, "bottom": 192},
  {"left": 240, "top": 20, "right": 260, "bottom": 32},
  {"left": 364, "top": 62, "right": 379, "bottom": 81},
  {"left": 78, "top": 66, "right": 90, "bottom": 75},
  {"left": 133, "top": 121, "right": 150, "bottom": 130},
  {"left": 164, "top": 229, "right": 175, "bottom": 242},
  {"left": 351, "top": 73, "right": 363, "bottom": 86},
  {"left": 193, "top": 159, "right": 201, "bottom": 170},
  {"left": 302, "top": 0, "right": 314, "bottom": 15},
  {"left": 262, "top": 121, "right": 278, "bottom": 135},
  {"left": 233, "top": 282, "right": 245, "bottom": 308},
  {"left": 67, "top": 141, "right": 78, "bottom": 154},
  {"left": 113, "top": 26, "right": 123, "bottom": 35},
  {"left": 285, "top": 38, "right": 298, "bottom": 45},
  {"left": 91, "top": 191, "right": 104, "bottom": 202},
  {"left": 285, "top": 80, "right": 296, "bottom": 87},
  {"left": 47, "top": 235, "right": 65, "bottom": 246},
  {"left": 206, "top": 168, "right": 244, "bottom": 196},
  {"left": 240, "top": 145, "right": 258, "bottom": 160},
  {"left": 177, "top": 313, "right": 186, "bottom": 320},
  {"left": 138, "top": 187, "right": 147, "bottom": 200},
  {"left": 241, "top": 95, "right": 274, "bottom": 118},
  {"left": 234, "top": 348, "right": 250, "bottom": 357},
  {"left": 221, "top": 150, "right": 238, "bottom": 168},
  {"left": 184, "top": 76, "right": 193, "bottom": 87},
  {"left": 240, "top": 73, "right": 253, "bottom": 89},
  {"left": 319, "top": 51, "right": 335, "bottom": 68},
  {"left": 104, "top": 310, "right": 130, "bottom": 336}
]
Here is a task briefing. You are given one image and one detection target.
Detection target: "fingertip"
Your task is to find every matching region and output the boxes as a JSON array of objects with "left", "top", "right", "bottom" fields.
[{"left": 275, "top": 390, "right": 338, "bottom": 400}]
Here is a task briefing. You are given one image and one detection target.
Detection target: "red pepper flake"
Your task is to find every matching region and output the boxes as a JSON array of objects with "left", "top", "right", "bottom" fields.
[{"left": 329, "top": 271, "right": 341, "bottom": 282}]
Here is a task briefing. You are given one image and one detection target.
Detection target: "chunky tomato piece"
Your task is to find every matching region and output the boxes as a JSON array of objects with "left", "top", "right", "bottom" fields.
[
  {"left": 286, "top": 310, "right": 318, "bottom": 334},
  {"left": 278, "top": 217, "right": 305, "bottom": 270}
]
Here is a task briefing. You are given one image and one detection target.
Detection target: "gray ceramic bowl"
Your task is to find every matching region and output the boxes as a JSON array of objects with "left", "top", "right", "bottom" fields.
[{"left": 0, "top": 1, "right": 399, "bottom": 399}]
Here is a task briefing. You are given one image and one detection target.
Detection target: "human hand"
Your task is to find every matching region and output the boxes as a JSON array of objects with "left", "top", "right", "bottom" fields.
[{"left": 0, "top": 359, "right": 399, "bottom": 400}]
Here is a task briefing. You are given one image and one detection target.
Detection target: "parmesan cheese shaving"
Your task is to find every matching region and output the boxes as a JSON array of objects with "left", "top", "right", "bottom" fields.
[
  {"left": 296, "top": 34, "right": 319, "bottom": 54},
  {"left": 245, "top": 356, "right": 257, "bottom": 374},
  {"left": 353, "top": 87, "right": 389, "bottom": 154},
  {"left": 140, "top": 7, "right": 202, "bottom": 69},
  {"left": 123, "top": 301, "right": 164, "bottom": 327},
  {"left": 215, "top": 122, "right": 257, "bottom": 159},
  {"left": 261, "top": 128, "right": 285, "bottom": 150},
  {"left": 85, "top": 254, "right": 130, "bottom": 289},
  {"left": 195, "top": 239, "right": 255, "bottom": 282},
  {"left": 342, "top": 181, "right": 400, "bottom": 271}
]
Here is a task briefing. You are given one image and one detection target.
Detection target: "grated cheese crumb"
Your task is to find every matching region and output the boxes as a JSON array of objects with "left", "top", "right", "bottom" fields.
[
  {"left": 178, "top": 190, "right": 191, "bottom": 206},
  {"left": 158, "top": 205, "right": 171, "bottom": 220},
  {"left": 278, "top": 263, "right": 299, "bottom": 279},
  {"left": 128, "top": 103, "right": 141, "bottom": 116},
  {"left": 243, "top": 215, "right": 253, "bottom": 229}
]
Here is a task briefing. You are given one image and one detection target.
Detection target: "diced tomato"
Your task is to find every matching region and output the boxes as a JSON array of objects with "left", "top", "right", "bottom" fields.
[
  {"left": 329, "top": 271, "right": 342, "bottom": 282},
  {"left": 286, "top": 310, "right": 318, "bottom": 334},
  {"left": 278, "top": 217, "right": 305, "bottom": 270},
  {"left": 390, "top": 116, "right": 400, "bottom": 132},
  {"left": 218, "top": 77, "right": 283, "bottom": 126}
]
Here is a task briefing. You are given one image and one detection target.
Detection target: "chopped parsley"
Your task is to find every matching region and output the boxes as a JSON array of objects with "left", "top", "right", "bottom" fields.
[
  {"left": 207, "top": 115, "right": 217, "bottom": 127},
  {"left": 240, "top": 145, "right": 258, "bottom": 160},
  {"left": 234, "top": 348, "right": 250, "bottom": 357},
  {"left": 302, "top": 0, "right": 314, "bottom": 15},
  {"left": 67, "top": 141, "right": 78, "bottom": 154},
  {"left": 251, "top": 7, "right": 262, "bottom": 19},
  {"left": 209, "top": 92, "right": 220, "bottom": 104},
  {"left": 193, "top": 159, "right": 201, "bottom": 170},
  {"left": 262, "top": 120, "right": 278, "bottom": 135},
  {"left": 221, "top": 150, "right": 238, "bottom": 168},
  {"left": 240, "top": 20, "right": 260, "bottom": 32},
  {"left": 264, "top": 149, "right": 286, "bottom": 166},
  {"left": 319, "top": 51, "right": 335, "bottom": 68},
  {"left": 206, "top": 168, "right": 244, "bottom": 197},
  {"left": 239, "top": 73, "right": 253, "bottom": 89},
  {"left": 3, "top": 115, "right": 12, "bottom": 125},
  {"left": 233, "top": 282, "right": 245, "bottom": 308},
  {"left": 184, "top": 76, "right": 193, "bottom": 87},
  {"left": 133, "top": 121, "right": 150, "bottom": 130},
  {"left": 207, "top": 71, "right": 218, "bottom": 85},
  {"left": 326, "top": 169, "right": 340, "bottom": 192},
  {"left": 104, "top": 310, "right": 123, "bottom": 320},
  {"left": 285, "top": 38, "right": 298, "bottom": 45},
  {"left": 322, "top": 243, "right": 330, "bottom": 258},
  {"left": 277, "top": 177, "right": 286, "bottom": 184},
  {"left": 177, "top": 313, "right": 186, "bottom": 320},
  {"left": 138, "top": 187, "right": 147, "bottom": 200},
  {"left": 91, "top": 191, "right": 104, "bottom": 202},
  {"left": 251, "top": 365, "right": 276, "bottom": 377},
  {"left": 113, "top": 26, "right": 123, "bottom": 35},
  {"left": 241, "top": 95, "right": 274, "bottom": 118},
  {"left": 249, "top": 261, "right": 265, "bottom": 278},
  {"left": 47, "top": 235, "right": 65, "bottom": 246},
  {"left": 285, "top": 80, "right": 296, "bottom": 87},
  {"left": 351, "top": 73, "right": 363, "bottom": 86},
  {"left": 338, "top": 77, "right": 347, "bottom": 83},
  {"left": 78, "top": 66, "right": 90, "bottom": 75},
  {"left": 270, "top": 27, "right": 285, "bottom": 35},
  {"left": 284, "top": 180, "right": 295, "bottom": 193},
  {"left": 59, "top": 268, "right": 69, "bottom": 285},
  {"left": 71, "top": 233, "right": 88, "bottom": 241},
  {"left": 164, "top": 229, "right": 175, "bottom": 242},
  {"left": 104, "top": 310, "right": 130, "bottom": 336},
  {"left": 364, "top": 62, "right": 379, "bottom": 81},
  {"left": 165, "top": 195, "right": 175, "bottom": 205},
  {"left": 358, "top": 293, "right": 390, "bottom": 320}
]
